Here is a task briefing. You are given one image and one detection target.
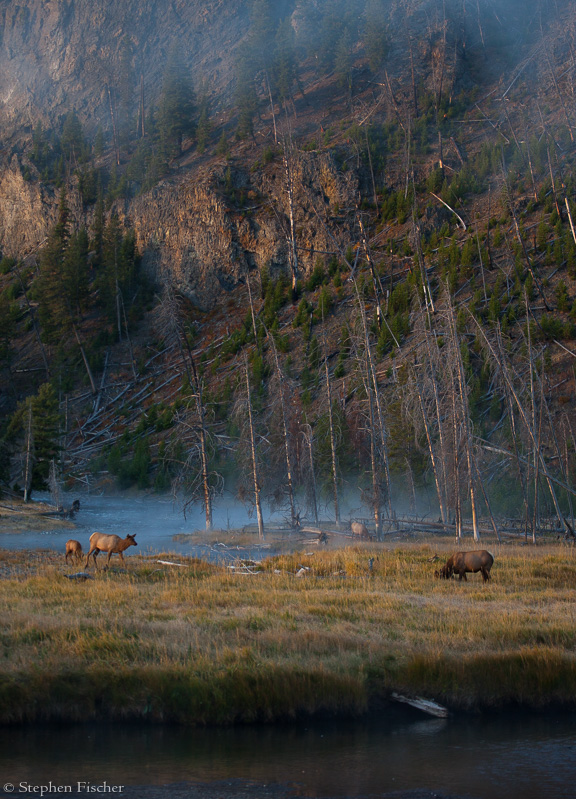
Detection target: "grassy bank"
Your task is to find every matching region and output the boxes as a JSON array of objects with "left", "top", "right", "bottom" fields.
[{"left": 1, "top": 541, "right": 576, "bottom": 723}]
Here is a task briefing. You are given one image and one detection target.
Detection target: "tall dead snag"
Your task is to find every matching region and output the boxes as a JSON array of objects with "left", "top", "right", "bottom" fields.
[
  {"left": 302, "top": 420, "right": 319, "bottom": 525},
  {"left": 269, "top": 335, "right": 298, "bottom": 529},
  {"left": 106, "top": 85, "right": 121, "bottom": 165},
  {"left": 446, "top": 295, "right": 480, "bottom": 542},
  {"left": 471, "top": 314, "right": 572, "bottom": 539},
  {"left": 419, "top": 304, "right": 450, "bottom": 524},
  {"left": 158, "top": 285, "right": 216, "bottom": 530},
  {"left": 282, "top": 133, "right": 299, "bottom": 298},
  {"left": 72, "top": 323, "right": 98, "bottom": 396},
  {"left": 351, "top": 281, "right": 393, "bottom": 527},
  {"left": 23, "top": 403, "right": 34, "bottom": 503},
  {"left": 410, "top": 361, "right": 448, "bottom": 527},
  {"left": 321, "top": 324, "right": 340, "bottom": 525},
  {"left": 359, "top": 341, "right": 382, "bottom": 538},
  {"left": 243, "top": 351, "right": 265, "bottom": 541}
]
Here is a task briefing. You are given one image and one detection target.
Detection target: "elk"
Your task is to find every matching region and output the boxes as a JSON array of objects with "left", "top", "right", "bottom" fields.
[
  {"left": 435, "top": 550, "right": 494, "bottom": 583},
  {"left": 351, "top": 521, "right": 370, "bottom": 539},
  {"left": 84, "top": 533, "right": 137, "bottom": 569},
  {"left": 65, "top": 539, "right": 83, "bottom": 564}
]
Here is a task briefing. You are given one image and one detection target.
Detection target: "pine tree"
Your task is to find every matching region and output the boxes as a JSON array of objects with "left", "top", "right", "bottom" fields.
[
  {"left": 118, "top": 36, "right": 135, "bottom": 145},
  {"left": 62, "top": 227, "right": 90, "bottom": 320},
  {"left": 235, "top": 52, "right": 258, "bottom": 140},
  {"left": 364, "top": 0, "right": 388, "bottom": 72},
  {"left": 272, "top": 18, "right": 297, "bottom": 103},
  {"left": 158, "top": 48, "right": 195, "bottom": 159},
  {"left": 8, "top": 383, "right": 61, "bottom": 495},
  {"left": 37, "top": 188, "right": 71, "bottom": 343},
  {"left": 61, "top": 111, "right": 84, "bottom": 163}
]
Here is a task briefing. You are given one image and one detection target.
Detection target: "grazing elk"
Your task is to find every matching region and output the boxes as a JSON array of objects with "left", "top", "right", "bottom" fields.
[
  {"left": 65, "top": 539, "right": 83, "bottom": 564},
  {"left": 351, "top": 521, "right": 370, "bottom": 539},
  {"left": 84, "top": 532, "right": 137, "bottom": 570},
  {"left": 435, "top": 550, "right": 494, "bottom": 583}
]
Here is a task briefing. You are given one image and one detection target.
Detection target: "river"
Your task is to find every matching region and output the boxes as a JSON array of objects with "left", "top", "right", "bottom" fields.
[
  {"left": 0, "top": 709, "right": 575, "bottom": 798},
  {"left": 0, "top": 492, "right": 269, "bottom": 560}
]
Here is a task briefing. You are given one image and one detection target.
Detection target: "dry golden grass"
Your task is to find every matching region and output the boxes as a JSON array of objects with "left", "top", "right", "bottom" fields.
[{"left": 0, "top": 538, "right": 575, "bottom": 722}]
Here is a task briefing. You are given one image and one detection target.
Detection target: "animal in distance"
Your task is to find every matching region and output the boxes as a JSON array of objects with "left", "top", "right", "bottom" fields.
[
  {"left": 65, "top": 539, "right": 83, "bottom": 563},
  {"left": 350, "top": 521, "right": 370, "bottom": 539},
  {"left": 435, "top": 550, "right": 494, "bottom": 582},
  {"left": 84, "top": 532, "right": 137, "bottom": 569}
]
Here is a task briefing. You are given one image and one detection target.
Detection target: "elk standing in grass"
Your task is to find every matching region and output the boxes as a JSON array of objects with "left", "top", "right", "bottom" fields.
[
  {"left": 65, "top": 539, "right": 83, "bottom": 564},
  {"left": 84, "top": 533, "right": 137, "bottom": 570},
  {"left": 435, "top": 550, "right": 494, "bottom": 582}
]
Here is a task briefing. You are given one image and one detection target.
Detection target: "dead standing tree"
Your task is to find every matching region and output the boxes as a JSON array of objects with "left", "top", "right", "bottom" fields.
[
  {"left": 157, "top": 285, "right": 218, "bottom": 531},
  {"left": 471, "top": 313, "right": 574, "bottom": 540},
  {"left": 236, "top": 351, "right": 265, "bottom": 541},
  {"left": 268, "top": 333, "right": 299, "bottom": 529}
]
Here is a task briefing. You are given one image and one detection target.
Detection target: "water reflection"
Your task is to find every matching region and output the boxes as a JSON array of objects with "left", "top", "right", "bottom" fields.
[{"left": 0, "top": 710, "right": 575, "bottom": 798}]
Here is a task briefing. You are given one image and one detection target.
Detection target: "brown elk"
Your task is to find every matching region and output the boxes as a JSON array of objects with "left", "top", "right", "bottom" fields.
[
  {"left": 65, "top": 539, "right": 83, "bottom": 564},
  {"left": 350, "top": 521, "right": 370, "bottom": 539},
  {"left": 84, "top": 532, "right": 137, "bottom": 569},
  {"left": 435, "top": 550, "right": 494, "bottom": 583}
]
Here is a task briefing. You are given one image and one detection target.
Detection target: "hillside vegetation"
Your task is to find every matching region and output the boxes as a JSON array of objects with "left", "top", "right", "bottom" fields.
[{"left": 1, "top": 0, "right": 576, "bottom": 541}]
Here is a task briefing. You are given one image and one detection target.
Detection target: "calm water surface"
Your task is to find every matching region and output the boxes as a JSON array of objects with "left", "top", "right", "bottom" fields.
[
  {"left": 0, "top": 710, "right": 575, "bottom": 798},
  {"left": 0, "top": 493, "right": 267, "bottom": 559}
]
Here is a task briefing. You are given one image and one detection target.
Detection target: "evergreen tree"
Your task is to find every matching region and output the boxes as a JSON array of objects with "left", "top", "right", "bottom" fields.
[
  {"left": 364, "top": 0, "right": 388, "bottom": 72},
  {"left": 61, "top": 111, "right": 84, "bottom": 163},
  {"left": 62, "top": 227, "right": 90, "bottom": 319},
  {"left": 235, "top": 52, "right": 259, "bottom": 140},
  {"left": 248, "top": 0, "right": 275, "bottom": 73},
  {"left": 158, "top": 48, "right": 195, "bottom": 159},
  {"left": 118, "top": 36, "right": 136, "bottom": 145},
  {"left": 37, "top": 188, "right": 71, "bottom": 343},
  {"left": 272, "top": 18, "right": 297, "bottom": 103},
  {"left": 8, "top": 383, "right": 61, "bottom": 494}
]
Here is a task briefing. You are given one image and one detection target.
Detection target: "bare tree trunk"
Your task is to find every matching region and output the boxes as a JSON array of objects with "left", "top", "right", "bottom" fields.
[
  {"left": 321, "top": 326, "right": 340, "bottom": 524},
  {"left": 270, "top": 336, "right": 297, "bottom": 528},
  {"left": 448, "top": 294, "right": 480, "bottom": 541},
  {"left": 265, "top": 71, "right": 278, "bottom": 143},
  {"left": 161, "top": 285, "right": 214, "bottom": 530},
  {"left": 107, "top": 84, "right": 121, "bottom": 165},
  {"left": 472, "top": 314, "right": 572, "bottom": 537},
  {"left": 72, "top": 323, "right": 98, "bottom": 395},
  {"left": 451, "top": 378, "right": 462, "bottom": 541},
  {"left": 282, "top": 135, "right": 299, "bottom": 297},
  {"left": 409, "top": 34, "right": 418, "bottom": 117},
  {"left": 244, "top": 352, "right": 265, "bottom": 541},
  {"left": 23, "top": 403, "right": 34, "bottom": 503},
  {"left": 246, "top": 274, "right": 260, "bottom": 349},
  {"left": 352, "top": 283, "right": 393, "bottom": 520},
  {"left": 303, "top": 421, "right": 319, "bottom": 525},
  {"left": 140, "top": 74, "right": 146, "bottom": 138},
  {"left": 413, "top": 368, "right": 448, "bottom": 524}
]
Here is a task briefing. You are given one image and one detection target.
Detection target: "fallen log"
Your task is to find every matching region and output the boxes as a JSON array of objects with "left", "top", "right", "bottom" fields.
[{"left": 391, "top": 692, "right": 449, "bottom": 718}]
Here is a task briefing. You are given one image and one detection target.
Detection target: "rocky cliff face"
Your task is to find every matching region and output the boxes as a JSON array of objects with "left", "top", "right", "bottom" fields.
[
  {"left": 122, "top": 150, "right": 358, "bottom": 309},
  {"left": 0, "top": 0, "right": 361, "bottom": 308},
  {"left": 0, "top": 0, "right": 249, "bottom": 141}
]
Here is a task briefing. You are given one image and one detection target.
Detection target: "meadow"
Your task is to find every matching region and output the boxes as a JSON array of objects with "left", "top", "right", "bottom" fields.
[{"left": 1, "top": 539, "right": 575, "bottom": 724}]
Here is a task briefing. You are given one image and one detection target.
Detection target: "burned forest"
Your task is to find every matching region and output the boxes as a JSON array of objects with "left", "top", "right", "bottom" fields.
[{"left": 2, "top": 0, "right": 576, "bottom": 543}]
